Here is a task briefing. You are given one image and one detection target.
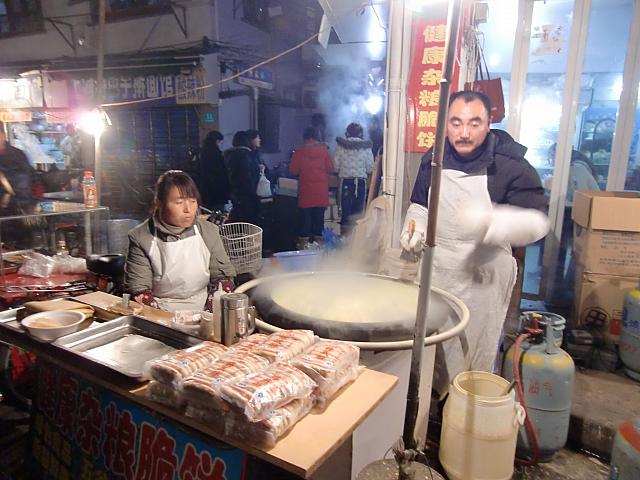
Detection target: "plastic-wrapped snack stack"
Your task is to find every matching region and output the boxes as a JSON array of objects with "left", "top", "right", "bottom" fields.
[
  {"left": 182, "top": 351, "right": 271, "bottom": 428},
  {"left": 234, "top": 397, "right": 315, "bottom": 448},
  {"left": 252, "top": 329, "right": 316, "bottom": 363},
  {"left": 219, "top": 362, "right": 316, "bottom": 422},
  {"left": 146, "top": 381, "right": 183, "bottom": 408},
  {"left": 292, "top": 340, "right": 361, "bottom": 408},
  {"left": 143, "top": 341, "right": 229, "bottom": 408}
]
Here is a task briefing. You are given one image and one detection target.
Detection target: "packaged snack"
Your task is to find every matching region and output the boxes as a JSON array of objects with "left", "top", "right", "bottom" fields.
[
  {"left": 252, "top": 329, "right": 316, "bottom": 363},
  {"left": 144, "top": 341, "right": 228, "bottom": 386},
  {"left": 145, "top": 381, "right": 184, "bottom": 408},
  {"left": 229, "top": 333, "right": 269, "bottom": 354},
  {"left": 184, "top": 405, "right": 238, "bottom": 435},
  {"left": 292, "top": 340, "right": 361, "bottom": 407},
  {"left": 219, "top": 362, "right": 316, "bottom": 421},
  {"left": 181, "top": 352, "right": 270, "bottom": 407},
  {"left": 233, "top": 397, "right": 314, "bottom": 448}
]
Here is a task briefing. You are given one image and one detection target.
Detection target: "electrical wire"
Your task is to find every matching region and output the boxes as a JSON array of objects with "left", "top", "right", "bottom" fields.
[
  {"left": 100, "top": 2, "right": 368, "bottom": 108},
  {"left": 512, "top": 332, "right": 541, "bottom": 466},
  {"left": 102, "top": 32, "right": 319, "bottom": 107},
  {"left": 369, "top": 0, "right": 387, "bottom": 31}
]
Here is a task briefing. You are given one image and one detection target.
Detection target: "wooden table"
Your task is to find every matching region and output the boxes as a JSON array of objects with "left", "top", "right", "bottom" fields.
[{"left": 0, "top": 305, "right": 398, "bottom": 479}]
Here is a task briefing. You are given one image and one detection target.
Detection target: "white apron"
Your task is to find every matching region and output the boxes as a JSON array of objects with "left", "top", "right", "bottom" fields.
[
  {"left": 429, "top": 170, "right": 517, "bottom": 396},
  {"left": 149, "top": 224, "right": 211, "bottom": 312}
]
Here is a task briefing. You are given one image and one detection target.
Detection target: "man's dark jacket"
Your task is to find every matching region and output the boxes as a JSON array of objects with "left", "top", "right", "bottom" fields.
[{"left": 410, "top": 130, "right": 547, "bottom": 212}]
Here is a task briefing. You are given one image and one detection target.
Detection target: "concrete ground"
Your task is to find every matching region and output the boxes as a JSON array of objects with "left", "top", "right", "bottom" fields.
[
  {"left": 513, "top": 448, "right": 609, "bottom": 479},
  {"left": 569, "top": 368, "right": 640, "bottom": 459}
]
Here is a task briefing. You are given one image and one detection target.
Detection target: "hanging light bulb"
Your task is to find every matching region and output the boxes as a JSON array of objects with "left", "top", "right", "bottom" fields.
[{"left": 78, "top": 108, "right": 108, "bottom": 137}]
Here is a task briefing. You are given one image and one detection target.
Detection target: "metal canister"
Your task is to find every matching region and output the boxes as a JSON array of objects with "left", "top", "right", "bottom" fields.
[
  {"left": 220, "top": 293, "right": 256, "bottom": 346},
  {"left": 610, "top": 418, "right": 640, "bottom": 480},
  {"left": 621, "top": 289, "right": 640, "bottom": 381},
  {"left": 503, "top": 319, "right": 575, "bottom": 461}
]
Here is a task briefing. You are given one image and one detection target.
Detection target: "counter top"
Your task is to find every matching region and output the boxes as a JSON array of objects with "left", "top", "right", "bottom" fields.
[{"left": 0, "top": 304, "right": 398, "bottom": 478}]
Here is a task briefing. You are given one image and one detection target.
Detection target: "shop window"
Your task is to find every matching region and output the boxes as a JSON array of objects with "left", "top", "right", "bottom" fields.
[
  {"left": 100, "top": 107, "right": 200, "bottom": 215},
  {"left": 243, "top": 0, "right": 269, "bottom": 31},
  {"left": 0, "top": 0, "right": 44, "bottom": 37}
]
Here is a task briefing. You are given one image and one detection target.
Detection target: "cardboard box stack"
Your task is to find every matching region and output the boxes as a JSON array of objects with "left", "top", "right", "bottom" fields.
[{"left": 571, "top": 191, "right": 640, "bottom": 345}]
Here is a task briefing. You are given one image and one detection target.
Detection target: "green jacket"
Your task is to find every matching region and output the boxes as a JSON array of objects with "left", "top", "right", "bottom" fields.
[{"left": 124, "top": 217, "right": 236, "bottom": 295}]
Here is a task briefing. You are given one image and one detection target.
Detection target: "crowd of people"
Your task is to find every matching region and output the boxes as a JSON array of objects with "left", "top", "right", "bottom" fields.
[{"left": 198, "top": 122, "right": 377, "bottom": 250}]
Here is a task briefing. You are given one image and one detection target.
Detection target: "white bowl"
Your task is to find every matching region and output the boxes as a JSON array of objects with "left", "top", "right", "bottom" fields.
[{"left": 22, "top": 310, "right": 88, "bottom": 342}]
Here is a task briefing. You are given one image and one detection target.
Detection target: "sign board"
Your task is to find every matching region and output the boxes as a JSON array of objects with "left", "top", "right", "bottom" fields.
[
  {"left": 29, "top": 361, "right": 244, "bottom": 480},
  {"left": 0, "top": 76, "right": 43, "bottom": 109},
  {"left": 203, "top": 111, "right": 217, "bottom": 124},
  {"left": 0, "top": 110, "right": 33, "bottom": 122},
  {"left": 405, "top": 21, "right": 446, "bottom": 153},
  {"left": 405, "top": 19, "right": 461, "bottom": 153},
  {"left": 46, "top": 66, "right": 208, "bottom": 108},
  {"left": 237, "top": 66, "right": 273, "bottom": 90}
]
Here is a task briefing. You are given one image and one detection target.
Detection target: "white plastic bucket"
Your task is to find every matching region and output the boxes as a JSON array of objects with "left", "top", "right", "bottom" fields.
[{"left": 439, "top": 371, "right": 525, "bottom": 480}]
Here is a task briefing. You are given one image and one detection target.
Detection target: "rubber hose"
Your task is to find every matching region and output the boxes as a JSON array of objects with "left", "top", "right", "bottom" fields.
[{"left": 513, "top": 332, "right": 540, "bottom": 466}]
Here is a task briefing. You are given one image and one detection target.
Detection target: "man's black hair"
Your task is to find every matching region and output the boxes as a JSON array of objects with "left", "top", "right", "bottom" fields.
[{"left": 449, "top": 90, "right": 492, "bottom": 118}]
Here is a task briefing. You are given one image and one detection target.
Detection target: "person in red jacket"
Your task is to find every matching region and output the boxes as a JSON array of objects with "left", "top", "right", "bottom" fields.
[{"left": 289, "top": 127, "right": 334, "bottom": 247}]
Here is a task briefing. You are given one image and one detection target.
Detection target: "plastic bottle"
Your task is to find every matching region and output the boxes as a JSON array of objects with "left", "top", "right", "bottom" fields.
[
  {"left": 56, "top": 239, "right": 69, "bottom": 256},
  {"left": 82, "top": 171, "right": 98, "bottom": 208}
]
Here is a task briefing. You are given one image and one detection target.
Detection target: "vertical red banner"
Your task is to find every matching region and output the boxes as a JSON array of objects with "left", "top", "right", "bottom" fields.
[{"left": 405, "top": 20, "right": 461, "bottom": 153}]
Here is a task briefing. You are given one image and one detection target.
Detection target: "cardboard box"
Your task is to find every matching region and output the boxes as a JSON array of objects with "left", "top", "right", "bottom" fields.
[
  {"left": 573, "top": 266, "right": 640, "bottom": 345},
  {"left": 572, "top": 190, "right": 640, "bottom": 276}
]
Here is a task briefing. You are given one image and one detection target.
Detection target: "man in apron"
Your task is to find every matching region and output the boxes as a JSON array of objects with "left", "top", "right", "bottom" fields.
[
  {"left": 125, "top": 171, "right": 236, "bottom": 312},
  {"left": 400, "top": 91, "right": 549, "bottom": 396}
]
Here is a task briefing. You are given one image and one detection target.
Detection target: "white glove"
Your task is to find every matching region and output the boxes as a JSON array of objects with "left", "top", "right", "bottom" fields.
[
  {"left": 400, "top": 203, "right": 428, "bottom": 253},
  {"left": 457, "top": 203, "right": 493, "bottom": 241},
  {"left": 483, "top": 204, "right": 550, "bottom": 247}
]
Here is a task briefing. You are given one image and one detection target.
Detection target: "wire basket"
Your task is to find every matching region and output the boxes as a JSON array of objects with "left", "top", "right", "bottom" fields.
[{"left": 219, "top": 222, "right": 263, "bottom": 274}]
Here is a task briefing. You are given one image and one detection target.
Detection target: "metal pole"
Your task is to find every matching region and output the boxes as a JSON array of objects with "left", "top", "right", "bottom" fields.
[
  {"left": 402, "top": 0, "right": 462, "bottom": 451},
  {"left": 94, "top": 0, "right": 106, "bottom": 203},
  {"left": 252, "top": 86, "right": 259, "bottom": 129},
  {"left": 383, "top": 0, "right": 405, "bottom": 247}
]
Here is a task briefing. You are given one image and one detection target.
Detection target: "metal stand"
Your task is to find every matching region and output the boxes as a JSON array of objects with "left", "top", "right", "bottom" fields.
[{"left": 357, "top": 460, "right": 444, "bottom": 480}]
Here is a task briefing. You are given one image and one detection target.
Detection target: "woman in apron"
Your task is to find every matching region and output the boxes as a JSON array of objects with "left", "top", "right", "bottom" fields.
[{"left": 125, "top": 170, "right": 236, "bottom": 312}]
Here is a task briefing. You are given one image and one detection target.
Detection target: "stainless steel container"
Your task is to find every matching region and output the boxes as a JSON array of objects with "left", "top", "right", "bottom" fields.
[{"left": 220, "top": 293, "right": 255, "bottom": 346}]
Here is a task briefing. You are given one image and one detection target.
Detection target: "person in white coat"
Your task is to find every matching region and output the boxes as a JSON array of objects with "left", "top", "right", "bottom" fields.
[
  {"left": 125, "top": 170, "right": 236, "bottom": 312},
  {"left": 401, "top": 91, "right": 550, "bottom": 397}
]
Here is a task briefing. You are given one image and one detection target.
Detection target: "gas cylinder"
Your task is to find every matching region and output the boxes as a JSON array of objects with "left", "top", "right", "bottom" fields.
[
  {"left": 620, "top": 289, "right": 640, "bottom": 382},
  {"left": 503, "top": 314, "right": 575, "bottom": 461},
  {"left": 610, "top": 418, "right": 640, "bottom": 480}
]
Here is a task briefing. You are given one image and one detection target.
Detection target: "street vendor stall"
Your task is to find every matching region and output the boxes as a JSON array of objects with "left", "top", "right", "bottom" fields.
[{"left": 0, "top": 296, "right": 398, "bottom": 480}]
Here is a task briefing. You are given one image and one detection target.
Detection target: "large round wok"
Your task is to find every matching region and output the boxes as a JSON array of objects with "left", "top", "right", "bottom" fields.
[{"left": 236, "top": 272, "right": 467, "bottom": 345}]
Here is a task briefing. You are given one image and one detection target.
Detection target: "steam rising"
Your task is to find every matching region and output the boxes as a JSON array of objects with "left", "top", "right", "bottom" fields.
[{"left": 316, "top": 65, "right": 377, "bottom": 146}]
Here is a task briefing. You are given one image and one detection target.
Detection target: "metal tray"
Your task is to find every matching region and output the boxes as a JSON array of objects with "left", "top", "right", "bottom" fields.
[{"left": 54, "top": 316, "right": 202, "bottom": 380}]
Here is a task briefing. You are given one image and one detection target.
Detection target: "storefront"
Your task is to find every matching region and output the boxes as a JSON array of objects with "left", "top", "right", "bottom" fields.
[
  {"left": 477, "top": 0, "right": 640, "bottom": 304},
  {"left": 1, "top": 60, "right": 214, "bottom": 215}
]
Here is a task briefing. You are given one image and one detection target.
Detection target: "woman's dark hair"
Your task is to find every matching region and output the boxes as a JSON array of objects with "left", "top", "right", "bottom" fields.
[
  {"left": 232, "top": 130, "right": 250, "bottom": 147},
  {"left": 203, "top": 130, "right": 224, "bottom": 151},
  {"left": 346, "top": 123, "right": 364, "bottom": 139},
  {"left": 246, "top": 129, "right": 260, "bottom": 141},
  {"left": 154, "top": 170, "right": 201, "bottom": 211},
  {"left": 303, "top": 127, "right": 319, "bottom": 141}
]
